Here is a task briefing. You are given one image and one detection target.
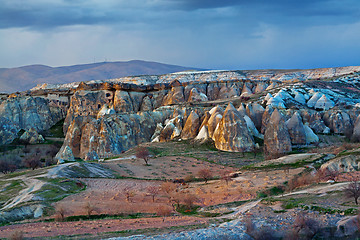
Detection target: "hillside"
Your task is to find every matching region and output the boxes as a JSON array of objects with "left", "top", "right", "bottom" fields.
[{"left": 0, "top": 60, "right": 204, "bottom": 93}]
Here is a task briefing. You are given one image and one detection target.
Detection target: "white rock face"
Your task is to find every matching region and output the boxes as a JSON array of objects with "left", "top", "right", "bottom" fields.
[
  {"left": 195, "top": 125, "right": 209, "bottom": 141},
  {"left": 307, "top": 92, "right": 324, "bottom": 108},
  {"left": 294, "top": 92, "right": 306, "bottom": 105},
  {"left": 55, "top": 146, "right": 75, "bottom": 164},
  {"left": 244, "top": 115, "right": 264, "bottom": 139},
  {"left": 304, "top": 125, "right": 319, "bottom": 143},
  {"left": 274, "top": 89, "right": 293, "bottom": 100},
  {"left": 267, "top": 96, "right": 286, "bottom": 108},
  {"left": 314, "top": 95, "right": 335, "bottom": 110},
  {"left": 264, "top": 93, "right": 273, "bottom": 101},
  {"left": 97, "top": 104, "right": 115, "bottom": 118}
]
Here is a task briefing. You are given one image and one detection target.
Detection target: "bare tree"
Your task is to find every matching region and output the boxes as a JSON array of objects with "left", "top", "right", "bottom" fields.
[
  {"left": 160, "top": 182, "right": 177, "bottom": 202},
  {"left": 183, "top": 194, "right": 198, "bottom": 210},
  {"left": 197, "top": 168, "right": 212, "bottom": 183},
  {"left": 23, "top": 155, "right": 41, "bottom": 170},
  {"left": 344, "top": 179, "right": 360, "bottom": 204},
  {"left": 135, "top": 147, "right": 150, "bottom": 165},
  {"left": 147, "top": 185, "right": 160, "bottom": 202},
  {"left": 123, "top": 187, "right": 136, "bottom": 202},
  {"left": 221, "top": 170, "right": 232, "bottom": 185},
  {"left": 0, "top": 160, "right": 17, "bottom": 174},
  {"left": 55, "top": 205, "right": 66, "bottom": 221},
  {"left": 156, "top": 206, "right": 172, "bottom": 222},
  {"left": 9, "top": 230, "right": 24, "bottom": 240},
  {"left": 84, "top": 202, "right": 97, "bottom": 218}
]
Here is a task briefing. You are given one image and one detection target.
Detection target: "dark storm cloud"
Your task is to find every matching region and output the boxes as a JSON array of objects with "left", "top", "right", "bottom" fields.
[{"left": 1, "top": 0, "right": 360, "bottom": 30}]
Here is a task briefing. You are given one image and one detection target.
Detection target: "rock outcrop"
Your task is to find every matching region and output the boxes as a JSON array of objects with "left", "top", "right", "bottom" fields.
[
  {"left": 213, "top": 103, "right": 254, "bottom": 152},
  {"left": 0, "top": 117, "right": 19, "bottom": 145},
  {"left": 55, "top": 146, "right": 75, "bottom": 164},
  {"left": 286, "top": 112, "right": 307, "bottom": 145},
  {"left": 181, "top": 111, "right": 200, "bottom": 140},
  {"left": 19, "top": 128, "right": 45, "bottom": 144},
  {"left": 0, "top": 96, "right": 66, "bottom": 133},
  {"left": 264, "top": 109, "right": 292, "bottom": 156}
]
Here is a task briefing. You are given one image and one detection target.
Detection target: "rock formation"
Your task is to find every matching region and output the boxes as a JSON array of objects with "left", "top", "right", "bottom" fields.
[
  {"left": 264, "top": 109, "right": 292, "bottom": 157},
  {"left": 19, "top": 128, "right": 45, "bottom": 144},
  {"left": 213, "top": 103, "right": 255, "bottom": 152},
  {"left": 181, "top": 111, "right": 200, "bottom": 140},
  {"left": 286, "top": 112, "right": 307, "bottom": 145}
]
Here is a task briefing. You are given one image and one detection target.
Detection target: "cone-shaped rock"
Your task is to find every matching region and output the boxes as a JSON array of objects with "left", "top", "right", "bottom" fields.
[
  {"left": 213, "top": 103, "right": 255, "bottom": 152},
  {"left": 208, "top": 106, "right": 224, "bottom": 138},
  {"left": 314, "top": 95, "right": 335, "bottom": 110},
  {"left": 246, "top": 103, "right": 265, "bottom": 130},
  {"left": 286, "top": 112, "right": 307, "bottom": 145},
  {"left": 264, "top": 109, "right": 292, "bottom": 156},
  {"left": 181, "top": 111, "right": 200, "bottom": 140}
]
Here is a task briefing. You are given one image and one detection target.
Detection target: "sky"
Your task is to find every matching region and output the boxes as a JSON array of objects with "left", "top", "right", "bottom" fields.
[{"left": 0, "top": 0, "right": 360, "bottom": 70}]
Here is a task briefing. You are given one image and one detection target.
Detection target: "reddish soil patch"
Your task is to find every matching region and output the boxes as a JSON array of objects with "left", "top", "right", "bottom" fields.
[{"left": 0, "top": 216, "right": 207, "bottom": 239}]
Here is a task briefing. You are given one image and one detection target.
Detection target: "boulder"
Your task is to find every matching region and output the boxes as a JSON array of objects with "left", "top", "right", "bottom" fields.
[
  {"left": 181, "top": 111, "right": 200, "bottom": 140},
  {"left": 20, "top": 128, "right": 45, "bottom": 144},
  {"left": 213, "top": 103, "right": 254, "bottom": 152},
  {"left": 335, "top": 216, "right": 360, "bottom": 238},
  {"left": 55, "top": 146, "right": 75, "bottom": 164},
  {"left": 264, "top": 109, "right": 292, "bottom": 156},
  {"left": 286, "top": 112, "right": 307, "bottom": 145}
]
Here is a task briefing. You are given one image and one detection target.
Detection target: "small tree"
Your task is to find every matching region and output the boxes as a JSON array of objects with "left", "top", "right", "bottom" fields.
[
  {"left": 161, "top": 182, "right": 177, "bottom": 202},
  {"left": 198, "top": 168, "right": 212, "bottom": 183},
  {"left": 84, "top": 202, "right": 97, "bottom": 218},
  {"left": 123, "top": 187, "right": 136, "bottom": 202},
  {"left": 9, "top": 230, "right": 24, "bottom": 240},
  {"left": 23, "top": 155, "right": 41, "bottom": 170},
  {"left": 55, "top": 205, "right": 66, "bottom": 221},
  {"left": 221, "top": 170, "right": 232, "bottom": 185},
  {"left": 183, "top": 193, "right": 198, "bottom": 210},
  {"left": 156, "top": 206, "right": 172, "bottom": 222},
  {"left": 147, "top": 185, "right": 160, "bottom": 202},
  {"left": 135, "top": 147, "right": 150, "bottom": 165},
  {"left": 344, "top": 179, "right": 360, "bottom": 204},
  {"left": 0, "top": 160, "right": 17, "bottom": 174}
]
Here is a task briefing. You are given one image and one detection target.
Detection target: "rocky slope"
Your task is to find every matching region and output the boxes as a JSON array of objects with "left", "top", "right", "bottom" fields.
[{"left": 1, "top": 66, "right": 360, "bottom": 160}]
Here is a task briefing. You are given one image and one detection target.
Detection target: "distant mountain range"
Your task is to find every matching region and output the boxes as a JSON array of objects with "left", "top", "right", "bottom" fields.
[{"left": 0, "top": 60, "right": 204, "bottom": 93}]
